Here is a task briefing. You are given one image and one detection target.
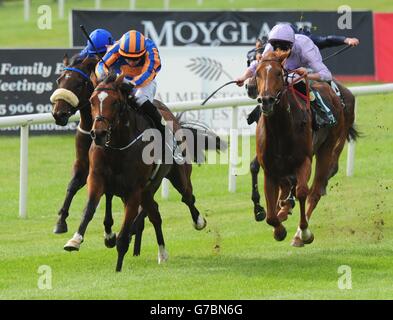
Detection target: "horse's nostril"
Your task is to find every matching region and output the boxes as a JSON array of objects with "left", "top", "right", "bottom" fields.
[{"left": 257, "top": 97, "right": 262, "bottom": 103}]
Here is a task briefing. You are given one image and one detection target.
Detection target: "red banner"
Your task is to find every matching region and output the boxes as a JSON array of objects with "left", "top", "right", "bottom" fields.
[{"left": 374, "top": 13, "right": 393, "bottom": 81}]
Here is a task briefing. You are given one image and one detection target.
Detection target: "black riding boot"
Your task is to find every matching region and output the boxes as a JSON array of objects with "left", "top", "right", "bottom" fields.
[
  {"left": 247, "top": 105, "right": 262, "bottom": 125},
  {"left": 141, "top": 100, "right": 183, "bottom": 162},
  {"left": 312, "top": 90, "right": 337, "bottom": 128}
]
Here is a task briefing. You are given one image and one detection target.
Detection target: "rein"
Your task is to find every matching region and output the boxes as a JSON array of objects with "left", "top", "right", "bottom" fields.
[{"left": 259, "top": 58, "right": 310, "bottom": 112}]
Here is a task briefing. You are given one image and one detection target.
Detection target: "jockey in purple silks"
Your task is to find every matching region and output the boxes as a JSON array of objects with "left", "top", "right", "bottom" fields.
[{"left": 237, "top": 23, "right": 339, "bottom": 128}]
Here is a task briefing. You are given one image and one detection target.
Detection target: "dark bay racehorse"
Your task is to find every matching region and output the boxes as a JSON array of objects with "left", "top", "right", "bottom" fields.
[
  {"left": 255, "top": 50, "right": 358, "bottom": 246},
  {"left": 50, "top": 55, "right": 106, "bottom": 235},
  {"left": 63, "top": 74, "right": 224, "bottom": 271},
  {"left": 51, "top": 55, "right": 224, "bottom": 257}
]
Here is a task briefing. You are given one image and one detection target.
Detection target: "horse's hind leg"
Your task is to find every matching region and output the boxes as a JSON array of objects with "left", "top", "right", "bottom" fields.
[
  {"left": 167, "top": 164, "right": 206, "bottom": 230},
  {"left": 103, "top": 193, "right": 117, "bottom": 248},
  {"left": 277, "top": 177, "right": 295, "bottom": 223},
  {"left": 141, "top": 192, "right": 168, "bottom": 264},
  {"left": 132, "top": 207, "right": 146, "bottom": 256},
  {"left": 54, "top": 162, "right": 88, "bottom": 234},
  {"left": 250, "top": 157, "right": 266, "bottom": 222}
]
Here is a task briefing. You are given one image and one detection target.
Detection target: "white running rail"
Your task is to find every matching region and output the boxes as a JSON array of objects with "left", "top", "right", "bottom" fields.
[{"left": 1, "top": 83, "right": 393, "bottom": 218}]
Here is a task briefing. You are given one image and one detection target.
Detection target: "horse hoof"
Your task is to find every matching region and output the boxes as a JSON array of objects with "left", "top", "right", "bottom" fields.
[
  {"left": 303, "top": 232, "right": 314, "bottom": 245},
  {"left": 274, "top": 226, "right": 287, "bottom": 241},
  {"left": 64, "top": 233, "right": 83, "bottom": 251},
  {"left": 193, "top": 215, "right": 207, "bottom": 231},
  {"left": 254, "top": 205, "right": 266, "bottom": 222},
  {"left": 158, "top": 247, "right": 169, "bottom": 264},
  {"left": 53, "top": 222, "right": 68, "bottom": 234},
  {"left": 63, "top": 245, "right": 79, "bottom": 252},
  {"left": 104, "top": 233, "right": 117, "bottom": 248},
  {"left": 291, "top": 236, "right": 305, "bottom": 247}
]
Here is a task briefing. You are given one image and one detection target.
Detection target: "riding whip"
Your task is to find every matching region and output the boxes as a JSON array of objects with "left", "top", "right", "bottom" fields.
[
  {"left": 80, "top": 24, "right": 110, "bottom": 70},
  {"left": 322, "top": 45, "right": 352, "bottom": 62},
  {"left": 201, "top": 80, "right": 237, "bottom": 105}
]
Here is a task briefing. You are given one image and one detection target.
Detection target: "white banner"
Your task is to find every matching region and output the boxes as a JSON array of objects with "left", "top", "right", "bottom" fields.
[{"left": 156, "top": 46, "right": 257, "bottom": 132}]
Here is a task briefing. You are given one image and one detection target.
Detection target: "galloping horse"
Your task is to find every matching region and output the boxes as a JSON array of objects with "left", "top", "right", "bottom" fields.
[
  {"left": 50, "top": 55, "right": 107, "bottom": 235},
  {"left": 255, "top": 50, "right": 358, "bottom": 246},
  {"left": 51, "top": 55, "right": 224, "bottom": 257},
  {"left": 63, "top": 73, "right": 224, "bottom": 271}
]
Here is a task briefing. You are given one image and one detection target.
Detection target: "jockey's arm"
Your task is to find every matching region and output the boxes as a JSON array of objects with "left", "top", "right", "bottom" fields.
[
  {"left": 299, "top": 44, "right": 332, "bottom": 82},
  {"left": 235, "top": 67, "right": 254, "bottom": 86},
  {"left": 95, "top": 43, "right": 120, "bottom": 80}
]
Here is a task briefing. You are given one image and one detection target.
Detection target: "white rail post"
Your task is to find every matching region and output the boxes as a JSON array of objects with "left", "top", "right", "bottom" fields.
[
  {"left": 58, "top": 0, "right": 64, "bottom": 19},
  {"left": 346, "top": 100, "right": 357, "bottom": 176},
  {"left": 161, "top": 178, "right": 169, "bottom": 199},
  {"left": 95, "top": 0, "right": 101, "bottom": 9},
  {"left": 24, "top": 0, "right": 30, "bottom": 21},
  {"left": 130, "top": 0, "right": 136, "bottom": 9},
  {"left": 164, "top": 0, "right": 170, "bottom": 10},
  {"left": 19, "top": 125, "right": 29, "bottom": 218},
  {"left": 228, "top": 106, "right": 238, "bottom": 192}
]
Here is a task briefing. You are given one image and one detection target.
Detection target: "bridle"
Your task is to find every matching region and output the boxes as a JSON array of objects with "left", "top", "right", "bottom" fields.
[
  {"left": 56, "top": 66, "right": 95, "bottom": 110},
  {"left": 258, "top": 58, "right": 310, "bottom": 113},
  {"left": 92, "top": 86, "right": 143, "bottom": 150},
  {"left": 258, "top": 58, "right": 288, "bottom": 108}
]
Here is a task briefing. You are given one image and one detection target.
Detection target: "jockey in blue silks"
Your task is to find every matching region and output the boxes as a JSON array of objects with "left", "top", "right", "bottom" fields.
[{"left": 78, "top": 29, "right": 114, "bottom": 59}]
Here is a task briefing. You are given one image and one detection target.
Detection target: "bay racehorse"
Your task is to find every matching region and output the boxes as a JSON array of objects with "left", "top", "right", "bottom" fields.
[
  {"left": 255, "top": 50, "right": 358, "bottom": 246},
  {"left": 63, "top": 73, "right": 225, "bottom": 271},
  {"left": 51, "top": 55, "right": 224, "bottom": 257}
]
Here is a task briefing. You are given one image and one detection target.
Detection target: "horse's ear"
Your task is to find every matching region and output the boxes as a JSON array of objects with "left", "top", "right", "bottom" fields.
[
  {"left": 82, "top": 56, "right": 98, "bottom": 72},
  {"left": 115, "top": 73, "right": 134, "bottom": 97},
  {"left": 63, "top": 54, "right": 69, "bottom": 67},
  {"left": 275, "top": 49, "right": 291, "bottom": 63}
]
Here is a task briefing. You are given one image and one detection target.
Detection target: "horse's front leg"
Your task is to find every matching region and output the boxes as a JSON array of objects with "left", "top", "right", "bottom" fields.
[
  {"left": 63, "top": 172, "right": 104, "bottom": 251},
  {"left": 116, "top": 190, "right": 142, "bottom": 272},
  {"left": 103, "top": 193, "right": 117, "bottom": 248},
  {"left": 292, "top": 157, "right": 313, "bottom": 247},
  {"left": 54, "top": 160, "right": 88, "bottom": 234},
  {"left": 250, "top": 157, "right": 266, "bottom": 222},
  {"left": 264, "top": 174, "right": 287, "bottom": 241}
]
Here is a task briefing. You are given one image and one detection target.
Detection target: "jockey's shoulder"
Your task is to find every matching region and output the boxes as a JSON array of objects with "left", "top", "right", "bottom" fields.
[
  {"left": 145, "top": 38, "right": 158, "bottom": 50},
  {"left": 294, "top": 34, "right": 318, "bottom": 52}
]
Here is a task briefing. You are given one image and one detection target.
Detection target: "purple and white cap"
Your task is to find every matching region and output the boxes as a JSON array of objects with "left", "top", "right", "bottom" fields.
[{"left": 268, "top": 23, "right": 295, "bottom": 44}]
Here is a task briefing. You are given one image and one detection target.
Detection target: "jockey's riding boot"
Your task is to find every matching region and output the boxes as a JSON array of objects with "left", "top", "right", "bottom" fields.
[
  {"left": 141, "top": 100, "right": 183, "bottom": 162},
  {"left": 247, "top": 105, "right": 262, "bottom": 125},
  {"left": 311, "top": 90, "right": 337, "bottom": 128}
]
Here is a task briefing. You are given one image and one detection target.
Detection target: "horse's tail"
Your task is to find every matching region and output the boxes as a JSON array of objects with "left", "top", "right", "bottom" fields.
[
  {"left": 176, "top": 113, "right": 228, "bottom": 163},
  {"left": 347, "top": 125, "right": 360, "bottom": 142}
]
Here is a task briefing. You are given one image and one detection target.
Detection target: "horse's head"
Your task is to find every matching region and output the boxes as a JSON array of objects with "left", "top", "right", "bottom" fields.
[
  {"left": 89, "top": 73, "right": 134, "bottom": 147},
  {"left": 50, "top": 54, "right": 98, "bottom": 126},
  {"left": 256, "top": 50, "right": 290, "bottom": 116}
]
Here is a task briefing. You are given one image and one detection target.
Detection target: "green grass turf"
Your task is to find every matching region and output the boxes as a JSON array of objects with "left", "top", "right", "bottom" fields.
[
  {"left": 0, "top": 0, "right": 391, "bottom": 48},
  {"left": 0, "top": 92, "right": 392, "bottom": 299}
]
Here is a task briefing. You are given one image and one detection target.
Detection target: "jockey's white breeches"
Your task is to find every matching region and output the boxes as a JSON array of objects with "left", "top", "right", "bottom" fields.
[{"left": 134, "top": 79, "right": 157, "bottom": 105}]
